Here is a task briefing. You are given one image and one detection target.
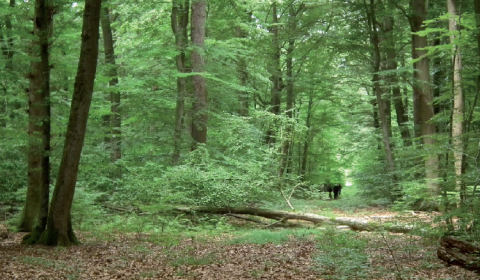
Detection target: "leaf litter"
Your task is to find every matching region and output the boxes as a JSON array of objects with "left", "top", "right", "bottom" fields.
[{"left": 0, "top": 208, "right": 479, "bottom": 279}]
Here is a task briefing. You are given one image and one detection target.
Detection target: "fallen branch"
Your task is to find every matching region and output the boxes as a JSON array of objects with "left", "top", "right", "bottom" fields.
[{"left": 174, "top": 206, "right": 414, "bottom": 233}]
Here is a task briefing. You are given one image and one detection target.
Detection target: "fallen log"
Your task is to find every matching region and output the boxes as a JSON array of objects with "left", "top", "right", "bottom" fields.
[
  {"left": 173, "top": 206, "right": 414, "bottom": 233},
  {"left": 437, "top": 236, "right": 480, "bottom": 273}
]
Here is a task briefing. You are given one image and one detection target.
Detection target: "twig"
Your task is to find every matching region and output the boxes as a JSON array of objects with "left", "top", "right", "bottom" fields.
[
  {"left": 379, "top": 222, "right": 404, "bottom": 280},
  {"left": 262, "top": 217, "right": 287, "bottom": 228}
]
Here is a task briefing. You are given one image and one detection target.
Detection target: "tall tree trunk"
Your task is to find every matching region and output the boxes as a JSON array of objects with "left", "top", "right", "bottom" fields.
[
  {"left": 265, "top": 1, "right": 282, "bottom": 145},
  {"left": 171, "top": 0, "right": 189, "bottom": 164},
  {"left": 190, "top": 0, "right": 207, "bottom": 150},
  {"left": 236, "top": 7, "right": 250, "bottom": 117},
  {"left": 36, "top": 0, "right": 102, "bottom": 246},
  {"left": 0, "top": 0, "right": 15, "bottom": 128},
  {"left": 19, "top": 0, "right": 52, "bottom": 239},
  {"left": 410, "top": 0, "right": 440, "bottom": 197},
  {"left": 366, "top": 0, "right": 397, "bottom": 184},
  {"left": 384, "top": 14, "right": 412, "bottom": 147},
  {"left": 279, "top": 4, "right": 298, "bottom": 178},
  {"left": 448, "top": 0, "right": 465, "bottom": 203},
  {"left": 101, "top": 2, "right": 122, "bottom": 185},
  {"left": 4, "top": 0, "right": 14, "bottom": 71}
]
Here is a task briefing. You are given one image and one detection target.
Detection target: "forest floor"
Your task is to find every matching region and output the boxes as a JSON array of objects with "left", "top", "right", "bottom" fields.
[{"left": 1, "top": 206, "right": 479, "bottom": 279}]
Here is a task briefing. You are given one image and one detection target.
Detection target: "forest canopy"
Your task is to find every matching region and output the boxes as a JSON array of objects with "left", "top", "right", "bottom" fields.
[{"left": 0, "top": 0, "right": 480, "bottom": 247}]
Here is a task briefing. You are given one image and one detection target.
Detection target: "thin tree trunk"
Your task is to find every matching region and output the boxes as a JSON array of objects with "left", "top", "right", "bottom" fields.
[
  {"left": 410, "top": 0, "right": 440, "bottom": 197},
  {"left": 279, "top": 4, "right": 297, "bottom": 178},
  {"left": 448, "top": 0, "right": 465, "bottom": 203},
  {"left": 171, "top": 0, "right": 189, "bottom": 164},
  {"left": 300, "top": 95, "right": 313, "bottom": 180},
  {"left": 4, "top": 0, "right": 14, "bottom": 71},
  {"left": 36, "top": 0, "right": 102, "bottom": 246},
  {"left": 236, "top": 8, "right": 250, "bottom": 117},
  {"left": 19, "top": 0, "right": 52, "bottom": 239},
  {"left": 101, "top": 1, "right": 122, "bottom": 185},
  {"left": 265, "top": 1, "right": 282, "bottom": 145},
  {"left": 0, "top": 0, "right": 15, "bottom": 128},
  {"left": 190, "top": 0, "right": 207, "bottom": 150}
]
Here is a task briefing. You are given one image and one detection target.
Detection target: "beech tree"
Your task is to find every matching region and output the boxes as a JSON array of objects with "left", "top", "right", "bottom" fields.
[
  {"left": 34, "top": 0, "right": 102, "bottom": 246},
  {"left": 101, "top": 1, "right": 122, "bottom": 185},
  {"left": 190, "top": 0, "right": 207, "bottom": 150},
  {"left": 171, "top": 0, "right": 189, "bottom": 164},
  {"left": 409, "top": 0, "right": 439, "bottom": 197},
  {"left": 18, "top": 0, "right": 53, "bottom": 236}
]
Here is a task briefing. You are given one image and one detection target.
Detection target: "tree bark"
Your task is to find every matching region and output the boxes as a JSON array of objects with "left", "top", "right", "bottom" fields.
[
  {"left": 265, "top": 1, "right": 282, "bottom": 145},
  {"left": 437, "top": 236, "right": 480, "bottom": 273},
  {"left": 409, "top": 0, "right": 440, "bottom": 197},
  {"left": 174, "top": 206, "right": 415, "bottom": 233},
  {"left": 36, "top": 0, "right": 102, "bottom": 246},
  {"left": 171, "top": 0, "right": 189, "bottom": 164},
  {"left": 384, "top": 14, "right": 412, "bottom": 147},
  {"left": 300, "top": 95, "right": 313, "bottom": 180},
  {"left": 4, "top": 0, "right": 14, "bottom": 71},
  {"left": 19, "top": 0, "right": 52, "bottom": 238},
  {"left": 448, "top": 0, "right": 465, "bottom": 203},
  {"left": 236, "top": 6, "right": 250, "bottom": 117},
  {"left": 366, "top": 0, "right": 397, "bottom": 184},
  {"left": 0, "top": 0, "right": 15, "bottom": 128},
  {"left": 279, "top": 4, "right": 298, "bottom": 178},
  {"left": 190, "top": 0, "right": 207, "bottom": 150},
  {"left": 101, "top": 1, "right": 122, "bottom": 184}
]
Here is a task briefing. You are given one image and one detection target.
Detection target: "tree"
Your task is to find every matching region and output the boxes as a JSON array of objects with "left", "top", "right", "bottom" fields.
[
  {"left": 383, "top": 2, "right": 411, "bottom": 147},
  {"left": 409, "top": 0, "right": 440, "bottom": 197},
  {"left": 190, "top": 0, "right": 207, "bottom": 150},
  {"left": 365, "top": 0, "right": 397, "bottom": 185},
  {"left": 18, "top": 0, "right": 53, "bottom": 236},
  {"left": 171, "top": 0, "right": 189, "bottom": 164},
  {"left": 101, "top": 1, "right": 122, "bottom": 185},
  {"left": 35, "top": 0, "right": 102, "bottom": 246},
  {"left": 265, "top": 1, "right": 282, "bottom": 145},
  {"left": 447, "top": 0, "right": 464, "bottom": 203}
]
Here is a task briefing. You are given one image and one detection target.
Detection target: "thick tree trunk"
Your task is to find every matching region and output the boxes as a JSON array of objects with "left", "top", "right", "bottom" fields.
[
  {"left": 448, "top": 0, "right": 465, "bottom": 203},
  {"left": 174, "top": 206, "right": 414, "bottom": 233},
  {"left": 384, "top": 15, "right": 411, "bottom": 147},
  {"left": 437, "top": 236, "right": 480, "bottom": 273},
  {"left": 101, "top": 2, "right": 122, "bottom": 184},
  {"left": 410, "top": 0, "right": 440, "bottom": 197},
  {"left": 19, "top": 0, "right": 52, "bottom": 237},
  {"left": 36, "top": 0, "right": 102, "bottom": 246},
  {"left": 190, "top": 0, "right": 207, "bottom": 150},
  {"left": 367, "top": 0, "right": 397, "bottom": 183},
  {"left": 171, "top": 0, "right": 189, "bottom": 164}
]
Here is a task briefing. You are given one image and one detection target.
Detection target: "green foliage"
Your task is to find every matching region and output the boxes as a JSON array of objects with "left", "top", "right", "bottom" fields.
[{"left": 314, "top": 228, "right": 369, "bottom": 279}]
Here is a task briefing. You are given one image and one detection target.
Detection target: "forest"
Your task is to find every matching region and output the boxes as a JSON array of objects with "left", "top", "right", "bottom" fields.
[{"left": 1, "top": 0, "right": 480, "bottom": 278}]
